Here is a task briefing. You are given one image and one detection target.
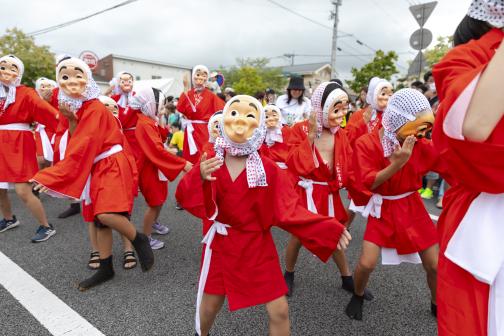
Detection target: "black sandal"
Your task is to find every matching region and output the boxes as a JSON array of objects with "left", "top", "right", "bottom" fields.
[
  {"left": 87, "top": 251, "right": 100, "bottom": 270},
  {"left": 123, "top": 251, "right": 137, "bottom": 270}
]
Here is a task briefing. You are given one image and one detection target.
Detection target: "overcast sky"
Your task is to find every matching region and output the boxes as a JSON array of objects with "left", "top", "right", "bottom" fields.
[{"left": 2, "top": 0, "right": 469, "bottom": 80}]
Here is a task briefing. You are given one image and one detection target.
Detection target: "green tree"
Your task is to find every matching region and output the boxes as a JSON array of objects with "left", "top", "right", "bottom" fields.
[
  {"left": 424, "top": 36, "right": 452, "bottom": 68},
  {"left": 0, "top": 28, "right": 55, "bottom": 87},
  {"left": 219, "top": 57, "right": 287, "bottom": 95},
  {"left": 346, "top": 50, "right": 399, "bottom": 93}
]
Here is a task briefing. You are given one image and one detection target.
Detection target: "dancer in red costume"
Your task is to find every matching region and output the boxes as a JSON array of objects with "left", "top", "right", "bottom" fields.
[
  {"left": 260, "top": 104, "right": 292, "bottom": 170},
  {"left": 31, "top": 57, "right": 153, "bottom": 290},
  {"left": 176, "top": 95, "right": 351, "bottom": 336},
  {"left": 433, "top": 2, "right": 504, "bottom": 334},
  {"left": 345, "top": 88, "right": 443, "bottom": 321},
  {"left": 177, "top": 65, "right": 224, "bottom": 164},
  {"left": 0, "top": 55, "right": 59, "bottom": 242}
]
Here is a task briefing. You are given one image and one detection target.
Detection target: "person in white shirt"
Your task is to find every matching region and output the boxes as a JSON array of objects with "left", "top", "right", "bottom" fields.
[{"left": 276, "top": 76, "right": 311, "bottom": 126}]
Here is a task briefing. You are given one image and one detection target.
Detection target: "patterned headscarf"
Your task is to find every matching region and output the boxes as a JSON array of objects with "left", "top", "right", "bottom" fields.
[
  {"left": 114, "top": 71, "right": 134, "bottom": 108},
  {"left": 207, "top": 110, "right": 223, "bottom": 144},
  {"left": 264, "top": 104, "right": 283, "bottom": 146},
  {"left": 35, "top": 77, "right": 57, "bottom": 96},
  {"left": 192, "top": 65, "right": 209, "bottom": 92},
  {"left": 0, "top": 55, "right": 24, "bottom": 111},
  {"left": 381, "top": 88, "right": 431, "bottom": 157},
  {"left": 56, "top": 57, "right": 101, "bottom": 113},
  {"left": 129, "top": 86, "right": 164, "bottom": 121},
  {"left": 468, "top": 0, "right": 504, "bottom": 27},
  {"left": 215, "top": 95, "right": 267, "bottom": 188},
  {"left": 366, "top": 77, "right": 393, "bottom": 121},
  {"left": 311, "top": 82, "right": 346, "bottom": 138}
]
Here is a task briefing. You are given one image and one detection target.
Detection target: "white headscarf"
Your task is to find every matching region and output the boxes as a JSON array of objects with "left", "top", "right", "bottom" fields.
[
  {"left": 215, "top": 95, "right": 267, "bottom": 188},
  {"left": 35, "top": 77, "right": 57, "bottom": 96},
  {"left": 114, "top": 71, "right": 134, "bottom": 108},
  {"left": 311, "top": 82, "right": 347, "bottom": 138},
  {"left": 366, "top": 77, "right": 393, "bottom": 121},
  {"left": 207, "top": 110, "right": 223, "bottom": 144},
  {"left": 0, "top": 55, "right": 24, "bottom": 111},
  {"left": 381, "top": 88, "right": 431, "bottom": 157},
  {"left": 56, "top": 57, "right": 101, "bottom": 113},
  {"left": 468, "top": 0, "right": 504, "bottom": 27},
  {"left": 129, "top": 86, "right": 164, "bottom": 121},
  {"left": 192, "top": 65, "right": 209, "bottom": 92},
  {"left": 264, "top": 104, "right": 283, "bottom": 146}
]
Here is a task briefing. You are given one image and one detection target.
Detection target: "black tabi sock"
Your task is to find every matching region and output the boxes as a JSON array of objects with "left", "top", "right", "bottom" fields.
[
  {"left": 345, "top": 294, "right": 364, "bottom": 321},
  {"left": 341, "top": 276, "right": 374, "bottom": 301},
  {"left": 431, "top": 302, "right": 437, "bottom": 318},
  {"left": 131, "top": 232, "right": 154, "bottom": 272},
  {"left": 78, "top": 256, "right": 114, "bottom": 291}
]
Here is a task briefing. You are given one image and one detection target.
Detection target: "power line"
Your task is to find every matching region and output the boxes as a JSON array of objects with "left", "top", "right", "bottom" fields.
[{"left": 28, "top": 0, "right": 139, "bottom": 36}]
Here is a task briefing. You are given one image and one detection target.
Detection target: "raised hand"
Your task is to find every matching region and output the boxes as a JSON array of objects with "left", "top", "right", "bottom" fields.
[
  {"left": 337, "top": 229, "right": 352, "bottom": 250},
  {"left": 183, "top": 74, "right": 190, "bottom": 92},
  {"left": 183, "top": 160, "right": 193, "bottom": 172},
  {"left": 389, "top": 135, "right": 416, "bottom": 167},
  {"left": 199, "top": 152, "right": 222, "bottom": 181},
  {"left": 307, "top": 111, "right": 318, "bottom": 143}
]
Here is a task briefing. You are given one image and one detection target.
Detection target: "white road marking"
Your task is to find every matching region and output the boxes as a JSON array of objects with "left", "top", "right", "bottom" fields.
[{"left": 0, "top": 251, "right": 105, "bottom": 336}]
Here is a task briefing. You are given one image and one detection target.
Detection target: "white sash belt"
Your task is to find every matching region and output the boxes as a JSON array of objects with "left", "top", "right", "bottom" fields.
[
  {"left": 0, "top": 123, "right": 31, "bottom": 131},
  {"left": 59, "top": 130, "right": 69, "bottom": 161},
  {"left": 445, "top": 192, "right": 504, "bottom": 336},
  {"left": 195, "top": 221, "right": 231, "bottom": 336},
  {"left": 80, "top": 144, "right": 123, "bottom": 205},
  {"left": 182, "top": 119, "right": 207, "bottom": 155},
  {"left": 362, "top": 191, "right": 414, "bottom": 219},
  {"left": 123, "top": 127, "right": 136, "bottom": 131},
  {"left": 36, "top": 124, "right": 54, "bottom": 162},
  {"left": 298, "top": 177, "right": 334, "bottom": 217},
  {"left": 276, "top": 162, "right": 288, "bottom": 170}
]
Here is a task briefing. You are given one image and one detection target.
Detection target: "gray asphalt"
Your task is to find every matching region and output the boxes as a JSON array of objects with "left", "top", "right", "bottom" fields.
[{"left": 0, "top": 184, "right": 440, "bottom": 336}]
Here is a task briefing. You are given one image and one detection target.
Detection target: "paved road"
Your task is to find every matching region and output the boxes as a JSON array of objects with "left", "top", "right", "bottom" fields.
[{"left": 0, "top": 184, "right": 440, "bottom": 336}]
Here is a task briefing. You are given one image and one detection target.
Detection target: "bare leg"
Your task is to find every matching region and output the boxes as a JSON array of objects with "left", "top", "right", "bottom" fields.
[
  {"left": 14, "top": 183, "right": 49, "bottom": 227},
  {"left": 199, "top": 294, "right": 225, "bottom": 336},
  {"left": 353, "top": 241, "right": 381, "bottom": 296},
  {"left": 87, "top": 222, "right": 99, "bottom": 251},
  {"left": 121, "top": 235, "right": 133, "bottom": 252},
  {"left": 266, "top": 296, "right": 290, "bottom": 336},
  {"left": 419, "top": 244, "right": 439, "bottom": 304},
  {"left": 143, "top": 205, "right": 162, "bottom": 237},
  {"left": 0, "top": 189, "right": 13, "bottom": 219},
  {"left": 96, "top": 226, "right": 113, "bottom": 259},
  {"left": 285, "top": 235, "right": 302, "bottom": 272},
  {"left": 331, "top": 250, "right": 352, "bottom": 276},
  {"left": 96, "top": 213, "right": 136, "bottom": 240}
]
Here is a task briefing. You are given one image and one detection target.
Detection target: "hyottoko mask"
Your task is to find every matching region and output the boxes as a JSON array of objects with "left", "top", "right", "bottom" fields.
[
  {"left": 119, "top": 72, "right": 133, "bottom": 93},
  {"left": 265, "top": 105, "right": 281, "bottom": 129},
  {"left": 326, "top": 95, "right": 349, "bottom": 128},
  {"left": 99, "top": 96, "right": 119, "bottom": 117},
  {"left": 396, "top": 109, "right": 435, "bottom": 141},
  {"left": 0, "top": 57, "right": 21, "bottom": 85},
  {"left": 57, "top": 59, "right": 88, "bottom": 98},
  {"left": 223, "top": 95, "right": 261, "bottom": 143}
]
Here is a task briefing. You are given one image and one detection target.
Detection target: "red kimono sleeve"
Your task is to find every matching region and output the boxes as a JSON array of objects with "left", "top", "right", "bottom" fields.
[
  {"left": 175, "top": 163, "right": 216, "bottom": 220},
  {"left": 212, "top": 94, "right": 225, "bottom": 111},
  {"left": 26, "top": 89, "right": 59, "bottom": 132},
  {"left": 353, "top": 135, "right": 380, "bottom": 191},
  {"left": 176, "top": 92, "right": 191, "bottom": 117},
  {"left": 135, "top": 121, "right": 187, "bottom": 181},
  {"left": 270, "top": 165, "right": 342, "bottom": 262},
  {"left": 32, "top": 105, "right": 108, "bottom": 199}
]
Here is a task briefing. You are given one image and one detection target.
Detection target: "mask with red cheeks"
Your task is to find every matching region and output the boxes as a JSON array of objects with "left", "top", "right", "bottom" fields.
[{"left": 57, "top": 61, "right": 88, "bottom": 98}]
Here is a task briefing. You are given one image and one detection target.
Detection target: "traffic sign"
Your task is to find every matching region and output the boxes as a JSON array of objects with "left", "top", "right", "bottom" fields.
[
  {"left": 408, "top": 51, "right": 427, "bottom": 77},
  {"left": 409, "top": 1, "right": 437, "bottom": 27},
  {"left": 409, "top": 28, "right": 433, "bottom": 50},
  {"left": 79, "top": 51, "right": 99, "bottom": 71}
]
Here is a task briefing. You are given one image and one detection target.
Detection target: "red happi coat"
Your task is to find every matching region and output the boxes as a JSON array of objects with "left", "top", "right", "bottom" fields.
[
  {"left": 175, "top": 155, "right": 343, "bottom": 311},
  {"left": 260, "top": 126, "right": 292, "bottom": 163},
  {"left": 0, "top": 86, "right": 59, "bottom": 182},
  {"left": 433, "top": 28, "right": 504, "bottom": 336},
  {"left": 286, "top": 121, "right": 364, "bottom": 223},
  {"left": 112, "top": 93, "right": 140, "bottom": 160},
  {"left": 32, "top": 100, "right": 137, "bottom": 217},
  {"left": 345, "top": 107, "right": 383, "bottom": 146},
  {"left": 353, "top": 132, "right": 444, "bottom": 254},
  {"left": 177, "top": 89, "right": 225, "bottom": 164},
  {"left": 131, "top": 112, "right": 186, "bottom": 207}
]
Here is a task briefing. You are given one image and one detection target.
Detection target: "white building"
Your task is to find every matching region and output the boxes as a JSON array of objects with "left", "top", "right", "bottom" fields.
[{"left": 93, "top": 54, "right": 192, "bottom": 97}]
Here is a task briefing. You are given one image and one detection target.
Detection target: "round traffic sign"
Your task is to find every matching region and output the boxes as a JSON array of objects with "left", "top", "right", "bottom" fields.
[
  {"left": 409, "top": 28, "right": 433, "bottom": 50},
  {"left": 79, "top": 51, "right": 99, "bottom": 70}
]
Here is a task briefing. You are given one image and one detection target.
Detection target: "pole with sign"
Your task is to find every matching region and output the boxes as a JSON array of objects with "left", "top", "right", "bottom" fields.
[{"left": 407, "top": 1, "right": 437, "bottom": 78}]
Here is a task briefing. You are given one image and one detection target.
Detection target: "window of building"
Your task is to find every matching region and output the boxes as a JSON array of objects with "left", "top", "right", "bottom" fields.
[
  {"left": 152, "top": 75, "right": 162, "bottom": 79},
  {"left": 136, "top": 75, "right": 141, "bottom": 80}
]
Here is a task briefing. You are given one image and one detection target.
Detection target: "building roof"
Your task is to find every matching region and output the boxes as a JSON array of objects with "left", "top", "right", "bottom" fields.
[
  {"left": 107, "top": 54, "right": 192, "bottom": 70},
  {"left": 278, "top": 62, "right": 331, "bottom": 76}
]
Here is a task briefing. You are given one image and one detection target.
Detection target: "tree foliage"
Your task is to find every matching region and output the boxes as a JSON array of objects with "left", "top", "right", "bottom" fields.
[
  {"left": 219, "top": 58, "right": 287, "bottom": 96},
  {"left": 424, "top": 36, "right": 452, "bottom": 68},
  {"left": 346, "top": 50, "right": 399, "bottom": 93},
  {"left": 0, "top": 28, "right": 55, "bottom": 87}
]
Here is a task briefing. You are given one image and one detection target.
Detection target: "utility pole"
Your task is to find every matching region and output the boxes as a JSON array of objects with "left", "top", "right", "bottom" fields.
[
  {"left": 283, "top": 53, "right": 295, "bottom": 66},
  {"left": 330, "top": 0, "right": 341, "bottom": 79}
]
